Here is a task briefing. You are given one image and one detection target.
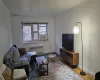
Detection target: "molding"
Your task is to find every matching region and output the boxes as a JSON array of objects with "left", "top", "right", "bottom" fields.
[{"left": 78, "top": 65, "right": 95, "bottom": 77}]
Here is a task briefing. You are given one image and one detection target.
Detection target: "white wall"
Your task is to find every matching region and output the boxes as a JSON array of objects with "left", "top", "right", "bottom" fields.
[
  {"left": 0, "top": 0, "right": 12, "bottom": 65},
  {"left": 55, "top": 0, "right": 100, "bottom": 76},
  {"left": 12, "top": 16, "right": 55, "bottom": 53}
]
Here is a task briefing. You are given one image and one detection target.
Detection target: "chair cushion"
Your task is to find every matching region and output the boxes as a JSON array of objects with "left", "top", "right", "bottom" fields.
[{"left": 13, "top": 69, "right": 27, "bottom": 79}]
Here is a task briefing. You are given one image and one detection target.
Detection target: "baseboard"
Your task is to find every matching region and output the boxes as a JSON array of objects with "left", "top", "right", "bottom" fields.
[
  {"left": 55, "top": 52, "right": 59, "bottom": 56},
  {"left": 78, "top": 65, "right": 95, "bottom": 77},
  {"left": 55, "top": 52, "right": 60, "bottom": 56},
  {"left": 44, "top": 52, "right": 56, "bottom": 54},
  {"left": 37, "top": 52, "right": 56, "bottom": 56}
]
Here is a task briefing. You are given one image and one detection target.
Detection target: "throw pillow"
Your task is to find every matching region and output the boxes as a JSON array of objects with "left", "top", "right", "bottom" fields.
[{"left": 2, "top": 66, "right": 12, "bottom": 80}]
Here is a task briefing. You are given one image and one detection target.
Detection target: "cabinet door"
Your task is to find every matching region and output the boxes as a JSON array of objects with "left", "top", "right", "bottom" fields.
[
  {"left": 60, "top": 51, "right": 67, "bottom": 60},
  {"left": 72, "top": 54, "right": 79, "bottom": 65}
]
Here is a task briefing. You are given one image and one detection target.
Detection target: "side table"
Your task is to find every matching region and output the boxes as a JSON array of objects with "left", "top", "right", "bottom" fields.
[{"left": 36, "top": 56, "right": 49, "bottom": 76}]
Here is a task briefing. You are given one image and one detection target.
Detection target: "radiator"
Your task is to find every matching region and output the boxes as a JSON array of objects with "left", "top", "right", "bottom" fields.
[{"left": 29, "top": 45, "right": 44, "bottom": 54}]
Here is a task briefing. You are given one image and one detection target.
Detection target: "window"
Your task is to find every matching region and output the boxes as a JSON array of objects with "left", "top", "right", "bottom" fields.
[{"left": 22, "top": 23, "right": 48, "bottom": 42}]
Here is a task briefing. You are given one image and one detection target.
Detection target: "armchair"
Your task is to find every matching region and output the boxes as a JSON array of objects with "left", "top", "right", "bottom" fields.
[{"left": 3, "top": 45, "right": 30, "bottom": 76}]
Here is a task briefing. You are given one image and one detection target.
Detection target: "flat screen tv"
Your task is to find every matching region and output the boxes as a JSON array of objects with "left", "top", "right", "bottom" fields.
[{"left": 62, "top": 34, "right": 74, "bottom": 51}]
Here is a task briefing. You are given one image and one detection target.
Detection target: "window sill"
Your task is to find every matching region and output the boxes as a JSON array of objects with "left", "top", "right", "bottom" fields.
[{"left": 22, "top": 40, "right": 48, "bottom": 44}]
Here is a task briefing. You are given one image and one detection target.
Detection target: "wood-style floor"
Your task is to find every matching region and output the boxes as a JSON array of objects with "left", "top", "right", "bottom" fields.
[{"left": 73, "top": 68, "right": 95, "bottom": 80}]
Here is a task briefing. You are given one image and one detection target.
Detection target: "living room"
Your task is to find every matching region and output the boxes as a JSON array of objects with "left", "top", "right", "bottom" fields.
[{"left": 0, "top": 0, "right": 100, "bottom": 80}]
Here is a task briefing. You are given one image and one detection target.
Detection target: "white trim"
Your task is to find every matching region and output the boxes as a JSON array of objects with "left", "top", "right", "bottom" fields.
[{"left": 78, "top": 65, "right": 95, "bottom": 77}]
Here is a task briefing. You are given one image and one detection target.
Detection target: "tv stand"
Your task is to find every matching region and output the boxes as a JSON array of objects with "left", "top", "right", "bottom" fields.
[{"left": 60, "top": 48, "right": 79, "bottom": 67}]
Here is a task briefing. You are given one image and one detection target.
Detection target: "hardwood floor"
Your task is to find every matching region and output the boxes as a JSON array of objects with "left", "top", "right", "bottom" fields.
[{"left": 73, "top": 68, "right": 95, "bottom": 80}]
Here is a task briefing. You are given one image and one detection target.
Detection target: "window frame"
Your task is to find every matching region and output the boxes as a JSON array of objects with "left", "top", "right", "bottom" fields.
[{"left": 22, "top": 22, "right": 48, "bottom": 42}]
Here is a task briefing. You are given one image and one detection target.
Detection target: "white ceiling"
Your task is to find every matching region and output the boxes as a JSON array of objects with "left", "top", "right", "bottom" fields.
[{"left": 3, "top": 0, "right": 88, "bottom": 16}]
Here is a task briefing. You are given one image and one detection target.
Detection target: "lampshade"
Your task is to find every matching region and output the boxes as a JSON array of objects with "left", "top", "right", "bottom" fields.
[{"left": 73, "top": 26, "right": 79, "bottom": 34}]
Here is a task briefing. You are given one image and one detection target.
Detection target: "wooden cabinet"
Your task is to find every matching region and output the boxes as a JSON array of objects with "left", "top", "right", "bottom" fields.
[{"left": 60, "top": 48, "right": 79, "bottom": 66}]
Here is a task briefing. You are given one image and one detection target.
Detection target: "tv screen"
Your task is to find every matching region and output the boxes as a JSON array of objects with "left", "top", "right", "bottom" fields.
[{"left": 62, "top": 34, "right": 74, "bottom": 51}]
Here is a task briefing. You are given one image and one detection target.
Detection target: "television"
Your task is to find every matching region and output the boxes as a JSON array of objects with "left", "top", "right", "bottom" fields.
[{"left": 62, "top": 34, "right": 74, "bottom": 51}]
